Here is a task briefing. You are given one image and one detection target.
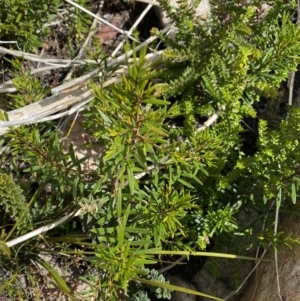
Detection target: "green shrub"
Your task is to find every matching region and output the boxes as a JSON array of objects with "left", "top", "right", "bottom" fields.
[
  {"left": 2, "top": 0, "right": 300, "bottom": 300},
  {"left": 0, "top": 0, "right": 59, "bottom": 51}
]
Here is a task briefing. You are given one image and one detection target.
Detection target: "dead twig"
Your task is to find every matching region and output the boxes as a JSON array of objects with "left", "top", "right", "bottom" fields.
[
  {"left": 0, "top": 45, "right": 96, "bottom": 66},
  {"left": 196, "top": 110, "right": 221, "bottom": 132},
  {"left": 64, "top": 1, "right": 105, "bottom": 81},
  {"left": 64, "top": 0, "right": 140, "bottom": 44}
]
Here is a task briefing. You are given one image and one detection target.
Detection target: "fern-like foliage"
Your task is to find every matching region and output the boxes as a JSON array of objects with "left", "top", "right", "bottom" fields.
[
  {"left": 159, "top": 0, "right": 300, "bottom": 118},
  {"left": 0, "top": 173, "right": 31, "bottom": 233},
  {"left": 154, "top": 0, "right": 300, "bottom": 250}
]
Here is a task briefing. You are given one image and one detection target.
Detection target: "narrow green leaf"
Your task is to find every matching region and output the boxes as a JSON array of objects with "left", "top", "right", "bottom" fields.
[
  {"left": 104, "top": 145, "right": 124, "bottom": 161},
  {"left": 91, "top": 227, "right": 115, "bottom": 235},
  {"left": 182, "top": 172, "right": 203, "bottom": 185},
  {"left": 117, "top": 188, "right": 122, "bottom": 218},
  {"left": 122, "top": 205, "right": 130, "bottom": 229},
  {"left": 133, "top": 277, "right": 224, "bottom": 301},
  {"left": 24, "top": 165, "right": 42, "bottom": 172},
  {"left": 276, "top": 187, "right": 282, "bottom": 208},
  {"left": 261, "top": 73, "right": 279, "bottom": 80},
  {"left": 46, "top": 234, "right": 90, "bottom": 243},
  {"left": 68, "top": 143, "right": 76, "bottom": 164},
  {"left": 134, "top": 248, "right": 161, "bottom": 254},
  {"left": 146, "top": 144, "right": 158, "bottom": 165},
  {"left": 96, "top": 108, "right": 112, "bottom": 125},
  {"left": 0, "top": 241, "right": 10, "bottom": 259},
  {"left": 133, "top": 150, "right": 147, "bottom": 169},
  {"left": 97, "top": 211, "right": 113, "bottom": 225},
  {"left": 98, "top": 236, "right": 117, "bottom": 243},
  {"left": 148, "top": 251, "right": 272, "bottom": 261},
  {"left": 292, "top": 183, "right": 297, "bottom": 204},
  {"left": 72, "top": 177, "right": 78, "bottom": 199},
  {"left": 127, "top": 165, "right": 135, "bottom": 195},
  {"left": 16, "top": 13, "right": 22, "bottom": 22},
  {"left": 144, "top": 123, "right": 169, "bottom": 136},
  {"left": 142, "top": 98, "right": 170, "bottom": 105},
  {"left": 263, "top": 194, "right": 268, "bottom": 205},
  {"left": 293, "top": 177, "right": 300, "bottom": 182},
  {"left": 39, "top": 260, "right": 72, "bottom": 296},
  {"left": 93, "top": 179, "right": 102, "bottom": 194},
  {"left": 154, "top": 226, "right": 161, "bottom": 247},
  {"left": 125, "top": 227, "right": 152, "bottom": 234},
  {"left": 59, "top": 176, "right": 65, "bottom": 193},
  {"left": 117, "top": 205, "right": 131, "bottom": 247},
  {"left": 261, "top": 47, "right": 274, "bottom": 64},
  {"left": 177, "top": 178, "right": 195, "bottom": 189},
  {"left": 127, "top": 240, "right": 152, "bottom": 246},
  {"left": 0, "top": 109, "right": 9, "bottom": 121},
  {"left": 79, "top": 182, "right": 84, "bottom": 195}
]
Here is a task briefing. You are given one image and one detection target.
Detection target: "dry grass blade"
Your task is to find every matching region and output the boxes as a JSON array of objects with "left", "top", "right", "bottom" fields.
[
  {"left": 0, "top": 83, "right": 91, "bottom": 135},
  {"left": 64, "top": 0, "right": 140, "bottom": 44},
  {"left": 0, "top": 50, "right": 164, "bottom": 137},
  {"left": 64, "top": 1, "right": 105, "bottom": 81},
  {"left": 111, "top": 3, "right": 154, "bottom": 57},
  {"left": 0, "top": 45, "right": 96, "bottom": 66},
  {"left": 6, "top": 210, "right": 82, "bottom": 248}
]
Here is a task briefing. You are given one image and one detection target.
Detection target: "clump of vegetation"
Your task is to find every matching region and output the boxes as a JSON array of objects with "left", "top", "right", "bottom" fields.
[
  {"left": 1, "top": 0, "right": 300, "bottom": 300},
  {"left": 0, "top": 0, "right": 59, "bottom": 51}
]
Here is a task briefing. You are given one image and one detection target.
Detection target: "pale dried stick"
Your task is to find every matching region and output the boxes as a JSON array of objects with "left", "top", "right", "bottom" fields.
[
  {"left": 4, "top": 153, "right": 164, "bottom": 248},
  {"left": 42, "top": 19, "right": 64, "bottom": 27},
  {"left": 0, "top": 40, "right": 21, "bottom": 51},
  {"left": 0, "top": 89, "right": 92, "bottom": 127},
  {"left": 0, "top": 84, "right": 92, "bottom": 135},
  {"left": 50, "top": 25, "right": 171, "bottom": 94},
  {"left": 0, "top": 73, "right": 122, "bottom": 132},
  {"left": 64, "top": 0, "right": 140, "bottom": 44},
  {"left": 274, "top": 190, "right": 283, "bottom": 301},
  {"left": 287, "top": 0, "right": 300, "bottom": 106},
  {"left": 37, "top": 108, "right": 84, "bottom": 123},
  {"left": 224, "top": 246, "right": 270, "bottom": 300},
  {"left": 225, "top": 200, "right": 275, "bottom": 300},
  {"left": 0, "top": 46, "right": 96, "bottom": 66},
  {"left": 0, "top": 30, "right": 166, "bottom": 130},
  {"left": 57, "top": 72, "right": 123, "bottom": 124},
  {"left": 0, "top": 88, "right": 16, "bottom": 93},
  {"left": 111, "top": 3, "right": 153, "bottom": 57},
  {"left": 64, "top": 1, "right": 105, "bottom": 81},
  {"left": 41, "top": 7, "right": 70, "bottom": 28},
  {"left": 61, "top": 109, "right": 80, "bottom": 141},
  {"left": 135, "top": 0, "right": 160, "bottom": 5},
  {"left": 51, "top": 47, "right": 164, "bottom": 95},
  {"left": 5, "top": 152, "right": 165, "bottom": 249},
  {"left": 0, "top": 40, "right": 18, "bottom": 44},
  {"left": 6, "top": 209, "right": 82, "bottom": 248},
  {"left": 158, "top": 254, "right": 187, "bottom": 274},
  {"left": 288, "top": 71, "right": 295, "bottom": 106},
  {"left": 242, "top": 119, "right": 257, "bottom": 133},
  {"left": 196, "top": 110, "right": 221, "bottom": 132}
]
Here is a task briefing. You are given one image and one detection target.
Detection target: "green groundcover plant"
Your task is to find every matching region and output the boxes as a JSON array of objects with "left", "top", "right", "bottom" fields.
[{"left": 1, "top": 0, "right": 300, "bottom": 300}]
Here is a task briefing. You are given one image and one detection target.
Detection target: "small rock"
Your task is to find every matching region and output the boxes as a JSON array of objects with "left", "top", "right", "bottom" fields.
[
  {"left": 167, "top": 274, "right": 197, "bottom": 301},
  {"left": 192, "top": 267, "right": 234, "bottom": 301},
  {"left": 238, "top": 216, "right": 300, "bottom": 301}
]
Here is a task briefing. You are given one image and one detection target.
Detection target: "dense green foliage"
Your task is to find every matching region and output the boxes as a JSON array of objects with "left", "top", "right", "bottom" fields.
[
  {"left": 1, "top": 0, "right": 300, "bottom": 300},
  {"left": 0, "top": 0, "right": 59, "bottom": 50},
  {"left": 0, "top": 0, "right": 91, "bottom": 51}
]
